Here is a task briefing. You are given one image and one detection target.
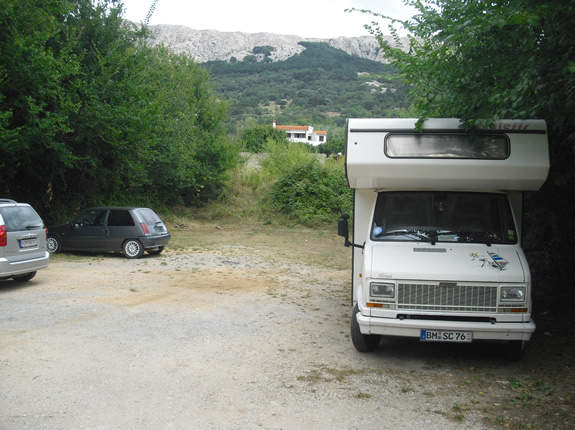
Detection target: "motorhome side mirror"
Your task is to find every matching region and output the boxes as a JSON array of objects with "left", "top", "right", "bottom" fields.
[{"left": 338, "top": 213, "right": 350, "bottom": 244}]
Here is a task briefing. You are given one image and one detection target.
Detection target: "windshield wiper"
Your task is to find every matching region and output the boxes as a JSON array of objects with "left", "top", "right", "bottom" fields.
[
  {"left": 25, "top": 225, "right": 42, "bottom": 229},
  {"left": 379, "top": 229, "right": 436, "bottom": 244}
]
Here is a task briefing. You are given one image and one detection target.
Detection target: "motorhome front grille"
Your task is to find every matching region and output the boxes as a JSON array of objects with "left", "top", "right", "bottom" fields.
[{"left": 397, "top": 283, "right": 498, "bottom": 312}]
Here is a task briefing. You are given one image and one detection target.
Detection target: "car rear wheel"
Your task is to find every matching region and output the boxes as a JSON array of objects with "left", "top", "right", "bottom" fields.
[
  {"left": 146, "top": 246, "right": 164, "bottom": 256},
  {"left": 122, "top": 239, "right": 144, "bottom": 259},
  {"left": 12, "top": 272, "right": 37, "bottom": 282},
  {"left": 46, "top": 236, "right": 61, "bottom": 254}
]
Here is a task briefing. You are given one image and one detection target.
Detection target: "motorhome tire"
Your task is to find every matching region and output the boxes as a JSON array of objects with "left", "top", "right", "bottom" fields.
[
  {"left": 503, "top": 340, "right": 525, "bottom": 362},
  {"left": 351, "top": 304, "right": 381, "bottom": 352}
]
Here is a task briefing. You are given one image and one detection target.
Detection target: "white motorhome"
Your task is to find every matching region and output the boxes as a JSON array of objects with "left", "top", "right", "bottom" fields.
[{"left": 338, "top": 118, "right": 549, "bottom": 360}]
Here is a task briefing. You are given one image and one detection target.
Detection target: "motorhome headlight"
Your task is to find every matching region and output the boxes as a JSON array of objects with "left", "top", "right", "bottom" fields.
[
  {"left": 370, "top": 282, "right": 395, "bottom": 298},
  {"left": 500, "top": 286, "right": 526, "bottom": 302}
]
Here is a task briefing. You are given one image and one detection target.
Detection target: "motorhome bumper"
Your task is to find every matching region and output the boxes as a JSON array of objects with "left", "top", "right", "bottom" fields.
[{"left": 356, "top": 313, "right": 536, "bottom": 341}]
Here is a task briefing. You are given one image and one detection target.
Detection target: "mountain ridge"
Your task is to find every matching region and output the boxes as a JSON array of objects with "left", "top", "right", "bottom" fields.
[{"left": 146, "top": 24, "right": 407, "bottom": 63}]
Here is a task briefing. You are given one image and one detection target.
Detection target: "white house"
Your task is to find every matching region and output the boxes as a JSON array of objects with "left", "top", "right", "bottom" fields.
[{"left": 272, "top": 121, "right": 327, "bottom": 146}]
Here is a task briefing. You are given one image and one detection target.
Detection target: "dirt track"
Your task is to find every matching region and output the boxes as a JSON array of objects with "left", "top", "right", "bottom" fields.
[{"left": 0, "top": 224, "right": 572, "bottom": 429}]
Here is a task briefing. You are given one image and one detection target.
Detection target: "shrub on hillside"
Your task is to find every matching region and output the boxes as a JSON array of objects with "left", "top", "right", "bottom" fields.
[
  {"left": 239, "top": 125, "right": 287, "bottom": 152},
  {"left": 268, "top": 159, "right": 352, "bottom": 226},
  {"left": 259, "top": 139, "right": 314, "bottom": 177}
]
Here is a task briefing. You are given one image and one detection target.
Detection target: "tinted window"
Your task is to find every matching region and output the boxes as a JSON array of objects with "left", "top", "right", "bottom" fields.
[
  {"left": 372, "top": 191, "right": 517, "bottom": 244},
  {"left": 385, "top": 134, "right": 509, "bottom": 159},
  {"left": 75, "top": 209, "right": 106, "bottom": 226},
  {"left": 0, "top": 206, "right": 43, "bottom": 231},
  {"left": 107, "top": 210, "right": 135, "bottom": 227}
]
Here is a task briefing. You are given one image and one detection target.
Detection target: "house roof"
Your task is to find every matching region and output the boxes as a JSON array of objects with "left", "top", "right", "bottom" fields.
[
  {"left": 275, "top": 125, "right": 310, "bottom": 131},
  {"left": 273, "top": 122, "right": 327, "bottom": 136}
]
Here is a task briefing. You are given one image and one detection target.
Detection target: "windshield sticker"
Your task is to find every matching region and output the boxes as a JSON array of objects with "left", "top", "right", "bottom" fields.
[{"left": 470, "top": 251, "right": 509, "bottom": 271}]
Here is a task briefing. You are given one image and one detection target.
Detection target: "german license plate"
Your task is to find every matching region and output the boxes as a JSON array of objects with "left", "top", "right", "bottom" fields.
[
  {"left": 421, "top": 330, "right": 472, "bottom": 343},
  {"left": 19, "top": 238, "right": 37, "bottom": 248}
]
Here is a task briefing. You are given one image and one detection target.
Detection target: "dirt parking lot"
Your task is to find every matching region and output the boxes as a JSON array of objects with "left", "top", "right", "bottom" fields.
[{"left": 1, "top": 222, "right": 573, "bottom": 429}]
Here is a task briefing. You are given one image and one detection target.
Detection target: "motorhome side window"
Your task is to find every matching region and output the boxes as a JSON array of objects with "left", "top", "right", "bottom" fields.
[
  {"left": 371, "top": 191, "right": 517, "bottom": 244},
  {"left": 385, "top": 134, "right": 509, "bottom": 159}
]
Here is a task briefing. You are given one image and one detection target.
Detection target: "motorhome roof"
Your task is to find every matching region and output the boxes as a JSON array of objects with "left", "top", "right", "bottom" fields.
[{"left": 345, "top": 118, "right": 549, "bottom": 191}]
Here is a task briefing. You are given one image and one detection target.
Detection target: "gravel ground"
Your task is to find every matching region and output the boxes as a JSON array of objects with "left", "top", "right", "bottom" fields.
[{"left": 0, "top": 230, "right": 572, "bottom": 429}]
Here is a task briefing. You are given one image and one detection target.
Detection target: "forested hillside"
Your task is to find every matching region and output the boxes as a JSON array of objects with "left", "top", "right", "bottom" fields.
[{"left": 206, "top": 42, "right": 409, "bottom": 133}]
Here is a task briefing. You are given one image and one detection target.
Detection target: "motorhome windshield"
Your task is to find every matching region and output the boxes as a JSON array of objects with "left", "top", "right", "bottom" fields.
[{"left": 371, "top": 191, "right": 517, "bottom": 245}]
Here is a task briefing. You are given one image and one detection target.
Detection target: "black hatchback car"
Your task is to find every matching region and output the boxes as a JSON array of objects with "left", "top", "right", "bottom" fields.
[{"left": 47, "top": 207, "right": 170, "bottom": 259}]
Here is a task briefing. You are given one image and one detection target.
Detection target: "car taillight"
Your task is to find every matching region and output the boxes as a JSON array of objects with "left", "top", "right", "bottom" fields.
[
  {"left": 0, "top": 225, "right": 6, "bottom": 247},
  {"left": 140, "top": 222, "right": 150, "bottom": 235},
  {"left": 44, "top": 227, "right": 48, "bottom": 240}
]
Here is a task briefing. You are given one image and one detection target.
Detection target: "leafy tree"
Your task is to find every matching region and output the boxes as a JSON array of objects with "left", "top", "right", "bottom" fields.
[
  {"left": 53, "top": 0, "right": 156, "bottom": 206},
  {"left": 136, "top": 45, "right": 237, "bottom": 205},
  {"left": 362, "top": 0, "right": 575, "bottom": 133},
  {"left": 317, "top": 136, "right": 345, "bottom": 156},
  {"left": 0, "top": 0, "right": 79, "bottom": 207},
  {"left": 0, "top": 0, "right": 237, "bottom": 217}
]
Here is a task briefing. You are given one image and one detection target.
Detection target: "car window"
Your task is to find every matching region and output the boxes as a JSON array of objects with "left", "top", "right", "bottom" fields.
[
  {"left": 107, "top": 210, "right": 135, "bottom": 227},
  {"left": 0, "top": 206, "right": 43, "bottom": 231},
  {"left": 136, "top": 208, "right": 161, "bottom": 225},
  {"left": 75, "top": 209, "right": 106, "bottom": 226}
]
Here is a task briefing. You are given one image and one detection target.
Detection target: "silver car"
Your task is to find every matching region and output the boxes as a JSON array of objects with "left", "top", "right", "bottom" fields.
[
  {"left": 47, "top": 207, "right": 171, "bottom": 259},
  {"left": 0, "top": 199, "right": 50, "bottom": 282}
]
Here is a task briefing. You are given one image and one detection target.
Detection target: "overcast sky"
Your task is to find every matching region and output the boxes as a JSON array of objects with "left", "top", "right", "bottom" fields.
[{"left": 119, "top": 0, "right": 416, "bottom": 39}]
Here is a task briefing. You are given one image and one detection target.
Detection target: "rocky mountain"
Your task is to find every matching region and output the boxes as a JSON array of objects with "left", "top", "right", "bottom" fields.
[{"left": 146, "top": 24, "right": 408, "bottom": 63}]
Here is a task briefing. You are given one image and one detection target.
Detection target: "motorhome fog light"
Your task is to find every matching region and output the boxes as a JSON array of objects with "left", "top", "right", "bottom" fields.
[
  {"left": 370, "top": 282, "right": 395, "bottom": 298},
  {"left": 500, "top": 286, "right": 526, "bottom": 302}
]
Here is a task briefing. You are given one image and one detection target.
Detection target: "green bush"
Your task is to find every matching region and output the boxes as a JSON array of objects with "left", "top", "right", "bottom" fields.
[
  {"left": 268, "top": 158, "right": 352, "bottom": 226},
  {"left": 239, "top": 125, "right": 287, "bottom": 152},
  {"left": 259, "top": 138, "right": 314, "bottom": 177}
]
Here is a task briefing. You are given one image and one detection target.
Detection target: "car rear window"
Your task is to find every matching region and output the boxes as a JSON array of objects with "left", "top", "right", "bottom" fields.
[
  {"left": 107, "top": 210, "right": 135, "bottom": 227},
  {"left": 136, "top": 208, "right": 161, "bottom": 225},
  {"left": 0, "top": 206, "right": 43, "bottom": 232}
]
